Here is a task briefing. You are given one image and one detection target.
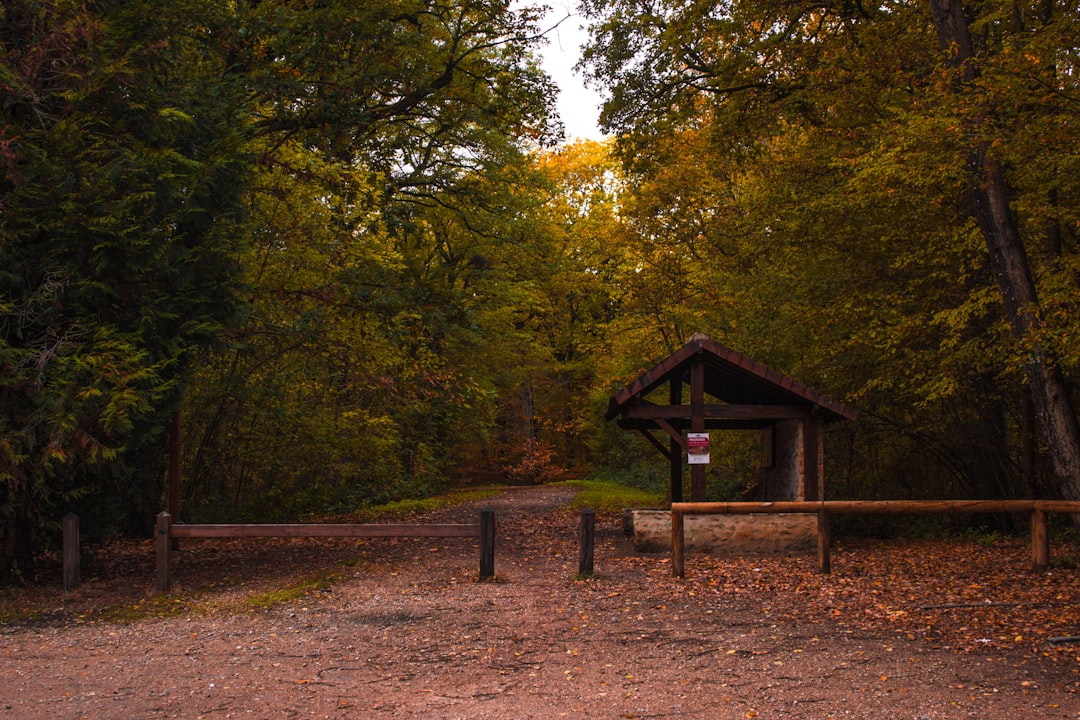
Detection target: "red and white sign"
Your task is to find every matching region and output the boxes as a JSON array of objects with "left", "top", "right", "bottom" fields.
[{"left": 687, "top": 432, "right": 710, "bottom": 464}]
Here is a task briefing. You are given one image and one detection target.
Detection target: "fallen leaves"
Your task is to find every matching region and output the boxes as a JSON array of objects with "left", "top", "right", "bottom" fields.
[{"left": 667, "top": 536, "right": 1080, "bottom": 664}]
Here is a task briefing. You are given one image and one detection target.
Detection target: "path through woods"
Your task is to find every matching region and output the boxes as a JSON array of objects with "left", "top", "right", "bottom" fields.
[{"left": 2, "top": 485, "right": 1080, "bottom": 718}]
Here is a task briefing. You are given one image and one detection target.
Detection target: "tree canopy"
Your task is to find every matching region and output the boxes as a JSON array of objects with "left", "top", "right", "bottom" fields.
[{"left": 4, "top": 0, "right": 1080, "bottom": 578}]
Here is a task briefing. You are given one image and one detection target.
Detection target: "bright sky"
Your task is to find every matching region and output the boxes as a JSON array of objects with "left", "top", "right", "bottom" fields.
[{"left": 535, "top": 3, "right": 606, "bottom": 141}]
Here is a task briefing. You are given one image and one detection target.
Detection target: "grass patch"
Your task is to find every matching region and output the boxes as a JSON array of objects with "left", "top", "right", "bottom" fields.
[
  {"left": 97, "top": 594, "right": 203, "bottom": 624},
  {"left": 555, "top": 479, "right": 666, "bottom": 514},
  {"left": 361, "top": 486, "right": 505, "bottom": 519},
  {"left": 245, "top": 570, "right": 340, "bottom": 611}
]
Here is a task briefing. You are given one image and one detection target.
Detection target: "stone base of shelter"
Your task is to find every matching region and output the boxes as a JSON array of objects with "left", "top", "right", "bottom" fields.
[{"left": 630, "top": 509, "right": 816, "bottom": 555}]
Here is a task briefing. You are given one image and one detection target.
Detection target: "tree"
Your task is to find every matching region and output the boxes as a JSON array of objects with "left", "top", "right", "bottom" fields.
[
  {"left": 176, "top": 0, "right": 562, "bottom": 515},
  {"left": 579, "top": 0, "right": 1080, "bottom": 501},
  {"left": 1, "top": 0, "right": 251, "bottom": 576},
  {"left": 925, "top": 0, "right": 1080, "bottom": 501},
  {"left": 1, "top": 0, "right": 560, "bottom": 572}
]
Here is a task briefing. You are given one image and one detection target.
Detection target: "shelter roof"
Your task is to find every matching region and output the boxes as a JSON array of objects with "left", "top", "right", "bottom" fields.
[{"left": 605, "top": 333, "right": 858, "bottom": 425}]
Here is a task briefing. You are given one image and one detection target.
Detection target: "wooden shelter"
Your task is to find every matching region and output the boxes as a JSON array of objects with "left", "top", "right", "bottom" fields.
[{"left": 606, "top": 333, "right": 858, "bottom": 503}]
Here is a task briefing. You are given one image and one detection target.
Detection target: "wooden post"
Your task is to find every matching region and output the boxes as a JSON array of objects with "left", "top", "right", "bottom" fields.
[
  {"left": 689, "top": 357, "right": 706, "bottom": 502},
  {"left": 579, "top": 508, "right": 595, "bottom": 576},
  {"left": 63, "top": 513, "right": 79, "bottom": 591},
  {"left": 479, "top": 509, "right": 495, "bottom": 580},
  {"left": 155, "top": 512, "right": 172, "bottom": 592},
  {"left": 817, "top": 509, "right": 831, "bottom": 574},
  {"left": 671, "top": 507, "right": 685, "bottom": 578},
  {"left": 1032, "top": 507, "right": 1049, "bottom": 571},
  {"left": 803, "top": 416, "right": 821, "bottom": 501},
  {"left": 670, "top": 377, "right": 683, "bottom": 503}
]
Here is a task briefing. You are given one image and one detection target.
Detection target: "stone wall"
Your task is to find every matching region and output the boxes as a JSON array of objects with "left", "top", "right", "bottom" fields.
[
  {"left": 760, "top": 418, "right": 825, "bottom": 501},
  {"left": 762, "top": 419, "right": 801, "bottom": 500},
  {"left": 631, "top": 510, "right": 816, "bottom": 555}
]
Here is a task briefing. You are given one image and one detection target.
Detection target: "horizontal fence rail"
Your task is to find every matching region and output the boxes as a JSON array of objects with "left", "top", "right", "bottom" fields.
[
  {"left": 670, "top": 500, "right": 1080, "bottom": 578},
  {"left": 169, "top": 523, "right": 482, "bottom": 539},
  {"left": 156, "top": 510, "right": 495, "bottom": 591}
]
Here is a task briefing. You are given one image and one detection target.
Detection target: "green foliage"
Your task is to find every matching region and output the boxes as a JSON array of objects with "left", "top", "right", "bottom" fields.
[
  {"left": 1, "top": 0, "right": 252, "bottom": 576},
  {"left": 578, "top": 0, "right": 1080, "bottom": 504},
  {"left": 556, "top": 478, "right": 666, "bottom": 513},
  {"left": 244, "top": 572, "right": 339, "bottom": 611},
  {"left": 2, "top": 0, "right": 560, "bottom": 574},
  {"left": 357, "top": 487, "right": 505, "bottom": 520}
]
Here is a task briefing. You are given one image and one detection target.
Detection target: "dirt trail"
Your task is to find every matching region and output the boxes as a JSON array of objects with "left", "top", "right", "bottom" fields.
[{"left": 2, "top": 485, "right": 1079, "bottom": 719}]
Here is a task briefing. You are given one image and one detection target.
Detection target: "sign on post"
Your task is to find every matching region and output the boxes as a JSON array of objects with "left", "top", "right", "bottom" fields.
[{"left": 687, "top": 432, "right": 710, "bottom": 464}]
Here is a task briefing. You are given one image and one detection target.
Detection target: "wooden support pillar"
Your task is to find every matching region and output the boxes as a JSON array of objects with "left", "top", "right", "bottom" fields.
[
  {"left": 671, "top": 507, "right": 685, "bottom": 578},
  {"left": 579, "top": 508, "right": 595, "bottom": 576},
  {"left": 479, "top": 509, "right": 495, "bottom": 580},
  {"left": 690, "top": 357, "right": 706, "bottom": 502},
  {"left": 63, "top": 513, "right": 80, "bottom": 591},
  {"left": 817, "top": 509, "right": 831, "bottom": 574},
  {"left": 670, "top": 377, "right": 683, "bottom": 503},
  {"left": 155, "top": 512, "right": 172, "bottom": 592},
  {"left": 803, "top": 415, "right": 821, "bottom": 501},
  {"left": 1032, "top": 507, "right": 1049, "bottom": 571}
]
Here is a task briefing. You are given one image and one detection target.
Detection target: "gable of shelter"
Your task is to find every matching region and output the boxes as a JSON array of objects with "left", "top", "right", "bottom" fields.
[{"left": 606, "top": 333, "right": 857, "bottom": 425}]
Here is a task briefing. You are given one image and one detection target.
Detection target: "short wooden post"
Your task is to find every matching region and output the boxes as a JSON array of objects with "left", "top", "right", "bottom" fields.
[
  {"left": 1032, "top": 507, "right": 1050, "bottom": 571},
  {"left": 479, "top": 509, "right": 495, "bottom": 580},
  {"left": 155, "top": 512, "right": 172, "bottom": 592},
  {"left": 63, "top": 513, "right": 80, "bottom": 591},
  {"left": 671, "top": 507, "right": 685, "bottom": 578},
  {"left": 579, "top": 508, "right": 595, "bottom": 576},
  {"left": 817, "top": 509, "right": 831, "bottom": 574}
]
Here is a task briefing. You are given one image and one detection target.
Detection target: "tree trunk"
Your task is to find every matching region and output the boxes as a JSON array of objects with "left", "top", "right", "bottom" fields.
[
  {"left": 928, "top": 0, "right": 1080, "bottom": 502},
  {"left": 519, "top": 379, "right": 536, "bottom": 441},
  {"left": 2, "top": 480, "right": 36, "bottom": 582}
]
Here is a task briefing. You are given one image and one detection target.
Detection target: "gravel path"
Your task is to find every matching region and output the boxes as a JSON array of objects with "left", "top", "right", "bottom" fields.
[{"left": 2, "top": 485, "right": 1079, "bottom": 718}]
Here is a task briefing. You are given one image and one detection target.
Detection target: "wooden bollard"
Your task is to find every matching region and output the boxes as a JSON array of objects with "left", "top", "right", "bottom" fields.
[
  {"left": 817, "top": 509, "right": 831, "bottom": 574},
  {"left": 155, "top": 512, "right": 172, "bottom": 592},
  {"left": 63, "top": 513, "right": 79, "bottom": 591},
  {"left": 671, "top": 507, "right": 685, "bottom": 578},
  {"left": 479, "top": 509, "right": 495, "bottom": 580},
  {"left": 579, "top": 508, "right": 595, "bottom": 576},
  {"left": 1032, "top": 507, "right": 1049, "bottom": 571}
]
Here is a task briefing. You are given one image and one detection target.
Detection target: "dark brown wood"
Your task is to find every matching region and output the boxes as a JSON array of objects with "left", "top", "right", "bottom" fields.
[
  {"left": 618, "top": 417, "right": 774, "bottom": 431},
  {"left": 690, "top": 357, "right": 706, "bottom": 502},
  {"left": 1034, "top": 500, "right": 1080, "bottom": 513},
  {"left": 637, "top": 429, "right": 673, "bottom": 462},
  {"left": 1033, "top": 508, "right": 1050, "bottom": 571},
  {"left": 63, "top": 513, "right": 79, "bottom": 591},
  {"left": 155, "top": 512, "right": 172, "bottom": 592},
  {"left": 670, "top": 500, "right": 1072, "bottom": 515},
  {"left": 670, "top": 377, "right": 683, "bottom": 503},
  {"left": 606, "top": 334, "right": 858, "bottom": 424},
  {"left": 579, "top": 508, "right": 595, "bottom": 576},
  {"left": 803, "top": 416, "right": 821, "bottom": 501},
  {"left": 479, "top": 509, "right": 495, "bottom": 580},
  {"left": 655, "top": 418, "right": 687, "bottom": 449},
  {"left": 672, "top": 507, "right": 685, "bottom": 578},
  {"left": 817, "top": 510, "right": 831, "bottom": 574},
  {"left": 169, "top": 523, "right": 481, "bottom": 539},
  {"left": 606, "top": 341, "right": 701, "bottom": 419},
  {"left": 157, "top": 513, "right": 495, "bottom": 589},
  {"left": 670, "top": 500, "right": 1080, "bottom": 574},
  {"left": 623, "top": 403, "right": 813, "bottom": 421}
]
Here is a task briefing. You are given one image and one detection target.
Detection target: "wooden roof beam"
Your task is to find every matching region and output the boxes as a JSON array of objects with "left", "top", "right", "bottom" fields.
[{"left": 620, "top": 403, "right": 814, "bottom": 421}]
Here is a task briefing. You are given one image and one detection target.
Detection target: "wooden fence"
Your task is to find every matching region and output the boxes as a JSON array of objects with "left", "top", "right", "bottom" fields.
[
  {"left": 670, "top": 500, "right": 1080, "bottom": 578},
  {"left": 154, "top": 509, "right": 495, "bottom": 591}
]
